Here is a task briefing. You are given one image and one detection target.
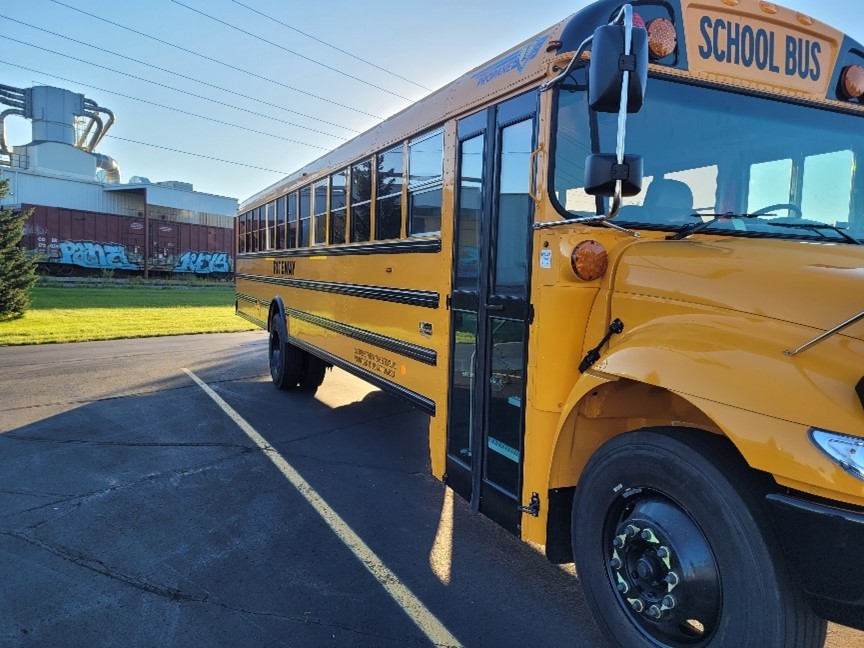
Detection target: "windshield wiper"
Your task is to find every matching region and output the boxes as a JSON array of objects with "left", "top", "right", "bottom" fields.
[
  {"left": 766, "top": 221, "right": 862, "bottom": 245},
  {"left": 666, "top": 213, "right": 763, "bottom": 241}
]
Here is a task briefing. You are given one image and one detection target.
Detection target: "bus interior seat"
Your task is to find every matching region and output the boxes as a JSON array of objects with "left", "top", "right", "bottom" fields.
[{"left": 641, "top": 179, "right": 695, "bottom": 225}]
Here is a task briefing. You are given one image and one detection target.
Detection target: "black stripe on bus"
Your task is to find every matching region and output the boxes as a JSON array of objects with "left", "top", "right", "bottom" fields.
[
  {"left": 237, "top": 238, "right": 441, "bottom": 259},
  {"left": 236, "top": 293, "right": 257, "bottom": 304},
  {"left": 236, "top": 310, "right": 267, "bottom": 329},
  {"left": 236, "top": 274, "right": 439, "bottom": 309},
  {"left": 285, "top": 306, "right": 437, "bottom": 366},
  {"left": 290, "top": 335, "right": 436, "bottom": 416}
]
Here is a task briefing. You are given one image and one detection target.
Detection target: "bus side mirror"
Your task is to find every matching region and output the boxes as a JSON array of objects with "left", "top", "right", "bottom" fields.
[
  {"left": 588, "top": 23, "right": 648, "bottom": 113},
  {"left": 584, "top": 153, "right": 643, "bottom": 197}
]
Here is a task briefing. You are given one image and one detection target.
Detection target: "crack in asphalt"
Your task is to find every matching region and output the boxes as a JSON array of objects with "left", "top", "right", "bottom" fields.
[
  {"left": 0, "top": 449, "right": 257, "bottom": 525},
  {"left": 1, "top": 531, "right": 440, "bottom": 646},
  {"left": 1, "top": 434, "right": 254, "bottom": 450},
  {"left": 0, "top": 373, "right": 268, "bottom": 413}
]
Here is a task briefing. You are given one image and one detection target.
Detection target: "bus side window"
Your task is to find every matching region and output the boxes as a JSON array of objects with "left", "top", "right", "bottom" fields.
[
  {"left": 276, "top": 196, "right": 286, "bottom": 249},
  {"left": 408, "top": 130, "right": 444, "bottom": 236},
  {"left": 313, "top": 180, "right": 328, "bottom": 245},
  {"left": 329, "top": 170, "right": 347, "bottom": 245},
  {"left": 351, "top": 159, "right": 372, "bottom": 243},
  {"left": 377, "top": 145, "right": 404, "bottom": 240},
  {"left": 299, "top": 186, "right": 311, "bottom": 247},
  {"left": 286, "top": 192, "right": 297, "bottom": 249}
]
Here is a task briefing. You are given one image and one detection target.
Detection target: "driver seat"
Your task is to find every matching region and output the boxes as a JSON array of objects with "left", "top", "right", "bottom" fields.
[{"left": 641, "top": 179, "right": 695, "bottom": 225}]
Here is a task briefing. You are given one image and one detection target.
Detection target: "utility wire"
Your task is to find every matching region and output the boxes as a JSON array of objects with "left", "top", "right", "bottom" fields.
[
  {"left": 0, "top": 34, "right": 366, "bottom": 136},
  {"left": 228, "top": 0, "right": 432, "bottom": 92},
  {"left": 106, "top": 135, "right": 288, "bottom": 173},
  {"left": 45, "top": 0, "right": 393, "bottom": 122},
  {"left": 0, "top": 60, "right": 339, "bottom": 149},
  {"left": 0, "top": 14, "right": 383, "bottom": 121},
  {"left": 16, "top": 116, "right": 289, "bottom": 174},
  {"left": 169, "top": 0, "right": 415, "bottom": 102}
]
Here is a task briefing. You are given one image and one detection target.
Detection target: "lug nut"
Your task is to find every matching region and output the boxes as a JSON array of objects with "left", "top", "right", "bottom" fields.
[
  {"left": 625, "top": 524, "right": 640, "bottom": 538},
  {"left": 617, "top": 581, "right": 629, "bottom": 594},
  {"left": 610, "top": 558, "right": 622, "bottom": 569},
  {"left": 612, "top": 537, "right": 624, "bottom": 548},
  {"left": 664, "top": 572, "right": 680, "bottom": 587},
  {"left": 630, "top": 599, "right": 644, "bottom": 613},
  {"left": 656, "top": 546, "right": 670, "bottom": 559},
  {"left": 647, "top": 605, "right": 662, "bottom": 619},
  {"left": 661, "top": 594, "right": 677, "bottom": 609}
]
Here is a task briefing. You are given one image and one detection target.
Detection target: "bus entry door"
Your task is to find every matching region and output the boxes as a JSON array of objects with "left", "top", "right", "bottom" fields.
[{"left": 446, "top": 91, "right": 537, "bottom": 535}]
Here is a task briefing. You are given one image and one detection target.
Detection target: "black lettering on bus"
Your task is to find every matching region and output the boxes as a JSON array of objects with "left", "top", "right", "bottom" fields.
[
  {"left": 785, "top": 35, "right": 797, "bottom": 76},
  {"left": 699, "top": 16, "right": 713, "bottom": 59},
  {"left": 755, "top": 29, "right": 769, "bottom": 70},
  {"left": 741, "top": 25, "right": 755, "bottom": 67},
  {"left": 727, "top": 21, "right": 741, "bottom": 65},
  {"left": 714, "top": 19, "right": 727, "bottom": 62},
  {"left": 810, "top": 41, "right": 822, "bottom": 81}
]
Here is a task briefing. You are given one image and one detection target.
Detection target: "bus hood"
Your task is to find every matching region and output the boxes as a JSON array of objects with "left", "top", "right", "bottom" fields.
[{"left": 613, "top": 237, "right": 864, "bottom": 342}]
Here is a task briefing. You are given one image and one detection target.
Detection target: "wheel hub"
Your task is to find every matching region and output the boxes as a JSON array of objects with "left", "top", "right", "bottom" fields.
[{"left": 606, "top": 494, "right": 721, "bottom": 644}]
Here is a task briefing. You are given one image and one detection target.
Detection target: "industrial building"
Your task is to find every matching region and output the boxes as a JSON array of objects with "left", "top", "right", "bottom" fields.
[{"left": 0, "top": 84, "right": 238, "bottom": 278}]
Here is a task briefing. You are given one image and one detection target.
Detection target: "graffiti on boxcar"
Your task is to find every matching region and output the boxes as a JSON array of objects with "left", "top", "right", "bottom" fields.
[
  {"left": 23, "top": 223, "right": 48, "bottom": 236},
  {"left": 57, "top": 240, "right": 140, "bottom": 269},
  {"left": 172, "top": 250, "right": 232, "bottom": 274}
]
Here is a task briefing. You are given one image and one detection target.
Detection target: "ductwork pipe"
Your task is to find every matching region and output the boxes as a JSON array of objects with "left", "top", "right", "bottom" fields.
[{"left": 94, "top": 152, "right": 120, "bottom": 184}]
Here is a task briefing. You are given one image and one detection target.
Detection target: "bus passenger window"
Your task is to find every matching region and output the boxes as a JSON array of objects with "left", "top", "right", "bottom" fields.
[
  {"left": 251, "top": 206, "right": 259, "bottom": 252},
  {"left": 286, "top": 192, "right": 297, "bottom": 248},
  {"left": 802, "top": 150, "right": 853, "bottom": 225},
  {"left": 408, "top": 130, "right": 444, "bottom": 236},
  {"left": 237, "top": 212, "right": 244, "bottom": 253},
  {"left": 313, "top": 180, "right": 328, "bottom": 245},
  {"left": 748, "top": 159, "right": 793, "bottom": 217},
  {"left": 266, "top": 200, "right": 276, "bottom": 250},
  {"left": 377, "top": 145, "right": 404, "bottom": 239},
  {"left": 351, "top": 159, "right": 372, "bottom": 243},
  {"left": 329, "top": 170, "right": 347, "bottom": 245},
  {"left": 276, "top": 196, "right": 286, "bottom": 249},
  {"left": 299, "top": 186, "right": 311, "bottom": 247}
]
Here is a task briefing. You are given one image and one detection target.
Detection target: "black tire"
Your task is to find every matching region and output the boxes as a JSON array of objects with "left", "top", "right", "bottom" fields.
[
  {"left": 268, "top": 314, "right": 303, "bottom": 390},
  {"left": 299, "top": 353, "right": 328, "bottom": 390},
  {"left": 572, "top": 427, "right": 826, "bottom": 648}
]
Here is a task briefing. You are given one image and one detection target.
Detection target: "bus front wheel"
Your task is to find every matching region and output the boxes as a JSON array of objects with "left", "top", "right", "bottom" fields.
[
  {"left": 571, "top": 427, "right": 826, "bottom": 648},
  {"left": 268, "top": 315, "right": 303, "bottom": 390}
]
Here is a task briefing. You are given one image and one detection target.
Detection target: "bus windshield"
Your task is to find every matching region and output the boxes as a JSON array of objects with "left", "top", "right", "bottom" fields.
[{"left": 552, "top": 71, "right": 864, "bottom": 243}]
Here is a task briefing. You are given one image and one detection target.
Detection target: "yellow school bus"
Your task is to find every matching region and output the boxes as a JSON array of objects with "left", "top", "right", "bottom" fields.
[{"left": 236, "top": 1, "right": 864, "bottom": 644}]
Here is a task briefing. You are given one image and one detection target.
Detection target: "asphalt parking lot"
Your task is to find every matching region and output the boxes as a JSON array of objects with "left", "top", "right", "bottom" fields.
[{"left": 0, "top": 332, "right": 861, "bottom": 647}]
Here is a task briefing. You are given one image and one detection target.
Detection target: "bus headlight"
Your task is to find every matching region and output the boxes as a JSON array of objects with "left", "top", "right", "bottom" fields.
[{"left": 810, "top": 429, "right": 864, "bottom": 481}]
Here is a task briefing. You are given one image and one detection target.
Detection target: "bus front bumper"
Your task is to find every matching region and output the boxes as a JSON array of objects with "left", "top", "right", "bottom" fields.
[{"left": 766, "top": 493, "right": 864, "bottom": 631}]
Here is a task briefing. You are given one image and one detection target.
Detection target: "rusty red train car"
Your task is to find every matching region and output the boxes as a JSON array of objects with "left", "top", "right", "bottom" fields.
[{"left": 20, "top": 205, "right": 236, "bottom": 279}]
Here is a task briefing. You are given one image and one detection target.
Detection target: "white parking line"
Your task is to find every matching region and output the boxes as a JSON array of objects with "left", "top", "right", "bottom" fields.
[{"left": 183, "top": 368, "right": 461, "bottom": 648}]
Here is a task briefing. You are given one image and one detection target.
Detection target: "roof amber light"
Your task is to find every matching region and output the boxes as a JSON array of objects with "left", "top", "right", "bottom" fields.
[
  {"left": 759, "top": 1, "right": 779, "bottom": 14},
  {"left": 646, "top": 18, "right": 677, "bottom": 59},
  {"left": 571, "top": 240, "right": 608, "bottom": 281},
  {"left": 841, "top": 65, "right": 864, "bottom": 100}
]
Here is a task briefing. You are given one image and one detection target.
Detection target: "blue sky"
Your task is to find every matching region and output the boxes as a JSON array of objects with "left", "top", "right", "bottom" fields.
[{"left": 1, "top": 0, "right": 861, "bottom": 203}]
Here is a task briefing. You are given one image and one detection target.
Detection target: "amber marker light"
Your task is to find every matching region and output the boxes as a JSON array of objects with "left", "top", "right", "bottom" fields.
[
  {"left": 840, "top": 65, "right": 864, "bottom": 100},
  {"left": 571, "top": 240, "right": 609, "bottom": 281},
  {"left": 759, "top": 1, "right": 779, "bottom": 14},
  {"left": 646, "top": 18, "right": 677, "bottom": 59}
]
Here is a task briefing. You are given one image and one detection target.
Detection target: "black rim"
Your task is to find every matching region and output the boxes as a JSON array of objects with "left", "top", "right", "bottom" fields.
[
  {"left": 604, "top": 490, "right": 721, "bottom": 646},
  {"left": 269, "top": 327, "right": 281, "bottom": 379}
]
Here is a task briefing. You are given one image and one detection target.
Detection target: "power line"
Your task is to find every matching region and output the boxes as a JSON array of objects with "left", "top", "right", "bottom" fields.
[
  {"left": 169, "top": 0, "right": 415, "bottom": 103},
  {"left": 0, "top": 13, "right": 383, "bottom": 121},
  {"left": 228, "top": 0, "right": 432, "bottom": 92},
  {"left": 0, "top": 60, "right": 340, "bottom": 149},
  {"left": 106, "top": 135, "right": 288, "bottom": 174},
  {"left": 0, "top": 34, "right": 366, "bottom": 136},
  {"left": 45, "top": 0, "right": 394, "bottom": 123}
]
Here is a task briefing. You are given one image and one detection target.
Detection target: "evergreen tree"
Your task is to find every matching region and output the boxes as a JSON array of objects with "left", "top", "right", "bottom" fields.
[{"left": 0, "top": 179, "right": 38, "bottom": 320}]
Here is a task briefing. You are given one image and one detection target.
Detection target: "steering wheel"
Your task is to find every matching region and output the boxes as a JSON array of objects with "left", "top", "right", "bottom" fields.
[{"left": 751, "top": 203, "right": 802, "bottom": 217}]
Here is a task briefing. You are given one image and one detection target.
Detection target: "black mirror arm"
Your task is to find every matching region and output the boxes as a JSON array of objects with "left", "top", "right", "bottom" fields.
[{"left": 540, "top": 35, "right": 593, "bottom": 93}]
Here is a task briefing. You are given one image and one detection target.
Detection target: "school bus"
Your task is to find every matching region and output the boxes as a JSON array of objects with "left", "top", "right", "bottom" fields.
[{"left": 236, "top": 1, "right": 864, "bottom": 645}]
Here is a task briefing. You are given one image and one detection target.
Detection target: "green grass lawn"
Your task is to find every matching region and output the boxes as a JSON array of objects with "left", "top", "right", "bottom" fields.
[{"left": 0, "top": 286, "right": 258, "bottom": 345}]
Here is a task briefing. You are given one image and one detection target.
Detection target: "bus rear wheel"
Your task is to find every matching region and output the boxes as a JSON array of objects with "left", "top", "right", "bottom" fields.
[
  {"left": 571, "top": 427, "right": 826, "bottom": 648},
  {"left": 299, "top": 354, "right": 327, "bottom": 390},
  {"left": 268, "top": 314, "right": 303, "bottom": 390}
]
